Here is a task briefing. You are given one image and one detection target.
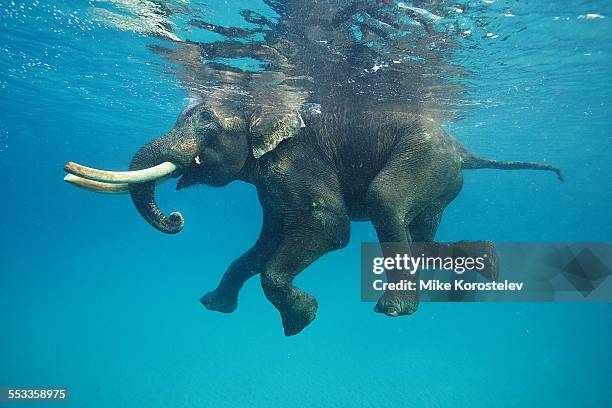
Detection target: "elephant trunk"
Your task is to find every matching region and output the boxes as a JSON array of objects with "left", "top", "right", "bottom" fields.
[
  {"left": 128, "top": 180, "right": 184, "bottom": 234},
  {"left": 128, "top": 134, "right": 188, "bottom": 234}
]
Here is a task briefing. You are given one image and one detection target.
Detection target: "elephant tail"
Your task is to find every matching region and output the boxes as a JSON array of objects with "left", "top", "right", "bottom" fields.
[{"left": 459, "top": 146, "right": 564, "bottom": 182}]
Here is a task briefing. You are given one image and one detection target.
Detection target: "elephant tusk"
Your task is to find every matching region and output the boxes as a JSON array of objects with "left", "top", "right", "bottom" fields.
[
  {"left": 64, "top": 173, "right": 172, "bottom": 194},
  {"left": 64, "top": 174, "right": 130, "bottom": 194},
  {"left": 64, "top": 161, "right": 179, "bottom": 184}
]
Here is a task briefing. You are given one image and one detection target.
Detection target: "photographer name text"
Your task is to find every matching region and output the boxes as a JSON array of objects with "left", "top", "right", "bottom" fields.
[{"left": 372, "top": 279, "right": 524, "bottom": 292}]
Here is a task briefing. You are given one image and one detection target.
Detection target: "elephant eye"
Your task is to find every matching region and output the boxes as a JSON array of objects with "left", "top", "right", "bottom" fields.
[{"left": 198, "top": 110, "right": 214, "bottom": 122}]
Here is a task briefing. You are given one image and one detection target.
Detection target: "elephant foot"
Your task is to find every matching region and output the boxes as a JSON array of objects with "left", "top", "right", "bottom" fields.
[
  {"left": 279, "top": 290, "right": 318, "bottom": 337},
  {"left": 200, "top": 289, "right": 238, "bottom": 314},
  {"left": 374, "top": 292, "right": 418, "bottom": 317}
]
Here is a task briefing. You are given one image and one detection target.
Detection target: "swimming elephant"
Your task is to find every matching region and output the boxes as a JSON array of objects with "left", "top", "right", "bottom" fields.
[{"left": 64, "top": 103, "right": 562, "bottom": 336}]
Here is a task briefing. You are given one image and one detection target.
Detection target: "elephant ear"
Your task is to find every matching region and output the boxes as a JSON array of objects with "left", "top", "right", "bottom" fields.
[{"left": 249, "top": 110, "right": 305, "bottom": 158}]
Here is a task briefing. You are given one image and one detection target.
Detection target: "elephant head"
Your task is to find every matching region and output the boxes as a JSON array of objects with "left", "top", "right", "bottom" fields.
[
  {"left": 63, "top": 102, "right": 305, "bottom": 233},
  {"left": 127, "top": 104, "right": 253, "bottom": 234}
]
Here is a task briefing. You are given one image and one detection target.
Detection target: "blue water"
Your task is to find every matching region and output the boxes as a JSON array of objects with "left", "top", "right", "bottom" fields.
[{"left": 1, "top": 1, "right": 611, "bottom": 407}]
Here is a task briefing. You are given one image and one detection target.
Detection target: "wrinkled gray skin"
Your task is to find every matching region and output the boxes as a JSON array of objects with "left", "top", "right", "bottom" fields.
[{"left": 129, "top": 104, "right": 562, "bottom": 336}]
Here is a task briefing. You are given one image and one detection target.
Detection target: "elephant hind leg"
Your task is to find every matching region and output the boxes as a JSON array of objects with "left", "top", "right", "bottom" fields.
[
  {"left": 365, "top": 148, "right": 460, "bottom": 316},
  {"left": 408, "top": 205, "right": 444, "bottom": 243},
  {"left": 365, "top": 174, "right": 428, "bottom": 318},
  {"left": 408, "top": 173, "right": 462, "bottom": 242}
]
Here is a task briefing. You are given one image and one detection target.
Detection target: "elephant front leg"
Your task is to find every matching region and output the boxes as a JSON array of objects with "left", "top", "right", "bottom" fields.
[
  {"left": 201, "top": 248, "right": 267, "bottom": 313},
  {"left": 261, "top": 211, "right": 350, "bottom": 336},
  {"left": 201, "top": 214, "right": 280, "bottom": 313}
]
